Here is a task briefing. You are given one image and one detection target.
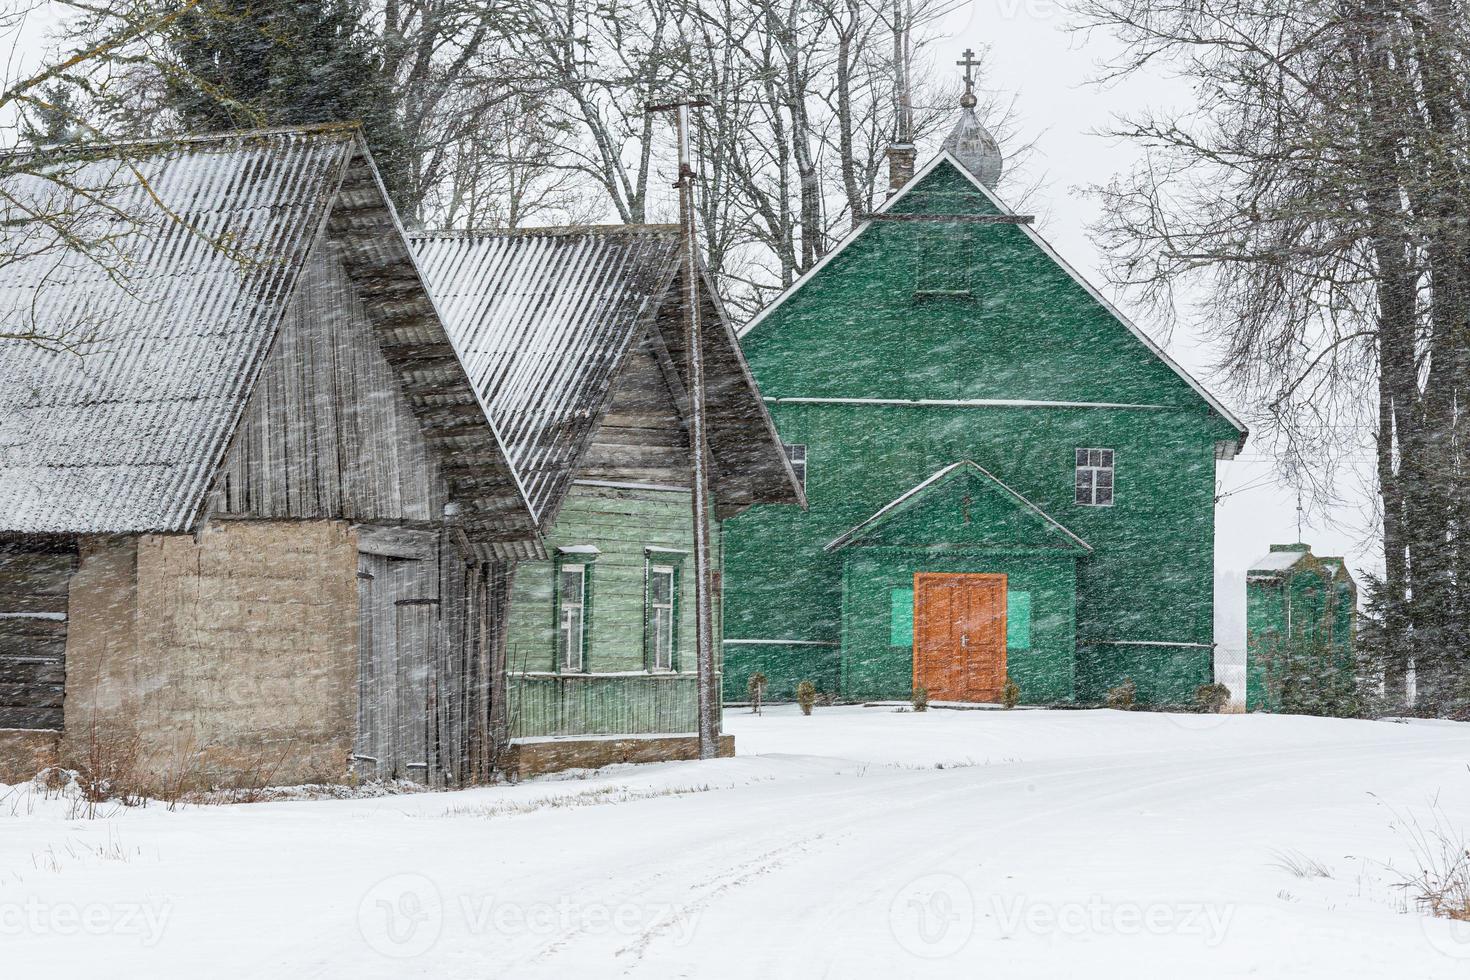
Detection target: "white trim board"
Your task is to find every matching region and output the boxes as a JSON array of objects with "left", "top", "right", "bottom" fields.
[
  {"left": 737, "top": 149, "right": 1248, "bottom": 446},
  {"left": 824, "top": 459, "right": 1093, "bottom": 554},
  {"left": 763, "top": 396, "right": 1176, "bottom": 412}
]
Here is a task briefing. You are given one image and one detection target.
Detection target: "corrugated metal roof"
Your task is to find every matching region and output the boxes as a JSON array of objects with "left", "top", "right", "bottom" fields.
[
  {"left": 411, "top": 227, "right": 681, "bottom": 525},
  {"left": 0, "top": 127, "right": 357, "bottom": 534}
]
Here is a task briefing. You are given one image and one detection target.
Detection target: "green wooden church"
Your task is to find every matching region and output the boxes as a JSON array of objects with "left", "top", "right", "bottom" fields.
[{"left": 722, "top": 87, "right": 1249, "bottom": 708}]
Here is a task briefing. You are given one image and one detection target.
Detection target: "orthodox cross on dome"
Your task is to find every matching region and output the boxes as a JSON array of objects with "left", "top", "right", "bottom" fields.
[{"left": 956, "top": 48, "right": 982, "bottom": 108}]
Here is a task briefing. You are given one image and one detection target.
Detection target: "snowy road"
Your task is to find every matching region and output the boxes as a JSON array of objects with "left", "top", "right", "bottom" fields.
[{"left": 5, "top": 707, "right": 1470, "bottom": 977}]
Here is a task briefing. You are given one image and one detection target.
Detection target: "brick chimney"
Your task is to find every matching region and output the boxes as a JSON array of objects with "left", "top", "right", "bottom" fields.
[{"left": 885, "top": 142, "right": 916, "bottom": 195}]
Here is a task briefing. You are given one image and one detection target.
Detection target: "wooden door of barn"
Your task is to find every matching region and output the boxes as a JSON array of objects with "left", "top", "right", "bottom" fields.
[
  {"left": 355, "top": 552, "right": 439, "bottom": 783},
  {"left": 913, "top": 573, "right": 1007, "bottom": 702}
]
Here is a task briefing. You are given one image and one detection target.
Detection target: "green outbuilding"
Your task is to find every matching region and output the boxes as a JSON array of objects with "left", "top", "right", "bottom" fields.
[
  {"left": 1245, "top": 544, "right": 1357, "bottom": 712},
  {"left": 722, "top": 101, "right": 1249, "bottom": 708}
]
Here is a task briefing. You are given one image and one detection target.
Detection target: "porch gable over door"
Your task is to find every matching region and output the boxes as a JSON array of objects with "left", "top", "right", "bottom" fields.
[{"left": 825, "top": 460, "right": 1091, "bottom": 556}]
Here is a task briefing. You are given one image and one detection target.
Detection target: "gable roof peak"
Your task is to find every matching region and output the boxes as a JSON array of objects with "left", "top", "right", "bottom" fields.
[{"left": 825, "top": 459, "right": 1091, "bottom": 554}]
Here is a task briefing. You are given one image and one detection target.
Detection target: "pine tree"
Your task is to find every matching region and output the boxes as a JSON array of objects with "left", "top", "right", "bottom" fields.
[
  {"left": 20, "top": 84, "right": 85, "bottom": 146},
  {"left": 166, "top": 0, "right": 413, "bottom": 209}
]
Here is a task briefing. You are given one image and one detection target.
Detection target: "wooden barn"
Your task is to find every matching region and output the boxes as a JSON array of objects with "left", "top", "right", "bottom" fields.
[
  {"left": 410, "top": 227, "right": 802, "bottom": 776},
  {"left": 0, "top": 125, "right": 538, "bottom": 789},
  {"left": 0, "top": 125, "right": 801, "bottom": 788}
]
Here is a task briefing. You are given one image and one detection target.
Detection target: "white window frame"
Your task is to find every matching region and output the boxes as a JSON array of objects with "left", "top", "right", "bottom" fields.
[
  {"left": 647, "top": 563, "right": 677, "bottom": 672},
  {"left": 1075, "top": 448, "right": 1115, "bottom": 507},
  {"left": 784, "top": 443, "right": 807, "bottom": 491},
  {"left": 558, "top": 563, "right": 587, "bottom": 671}
]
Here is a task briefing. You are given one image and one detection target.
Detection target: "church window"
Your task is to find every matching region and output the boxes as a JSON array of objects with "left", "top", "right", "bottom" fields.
[
  {"left": 784, "top": 443, "right": 807, "bottom": 491},
  {"left": 890, "top": 587, "right": 915, "bottom": 646},
  {"left": 1075, "top": 449, "right": 1115, "bottom": 506},
  {"left": 1007, "top": 592, "right": 1032, "bottom": 650}
]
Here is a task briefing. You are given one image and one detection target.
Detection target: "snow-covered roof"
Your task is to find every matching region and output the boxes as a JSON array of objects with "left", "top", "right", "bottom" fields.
[
  {"left": 1249, "top": 549, "right": 1309, "bottom": 574},
  {"left": 0, "top": 127, "right": 357, "bottom": 534},
  {"left": 412, "top": 227, "right": 681, "bottom": 525},
  {"left": 0, "top": 126, "right": 534, "bottom": 546},
  {"left": 412, "top": 227, "right": 803, "bottom": 526}
]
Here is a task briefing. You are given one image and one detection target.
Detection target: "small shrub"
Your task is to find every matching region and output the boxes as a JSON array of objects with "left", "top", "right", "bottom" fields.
[
  {"left": 1001, "top": 676, "right": 1021, "bottom": 710},
  {"left": 912, "top": 684, "right": 929, "bottom": 713},
  {"left": 68, "top": 722, "right": 146, "bottom": 813},
  {"left": 1107, "top": 678, "right": 1137, "bottom": 711},
  {"left": 747, "top": 672, "right": 768, "bottom": 715},
  {"left": 795, "top": 680, "right": 817, "bottom": 716},
  {"left": 1195, "top": 682, "right": 1232, "bottom": 714}
]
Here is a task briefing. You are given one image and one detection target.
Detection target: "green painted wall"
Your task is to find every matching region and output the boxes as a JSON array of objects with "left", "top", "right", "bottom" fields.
[
  {"left": 506, "top": 483, "right": 722, "bottom": 736},
  {"left": 723, "top": 158, "right": 1241, "bottom": 706},
  {"left": 1245, "top": 547, "right": 1356, "bottom": 713}
]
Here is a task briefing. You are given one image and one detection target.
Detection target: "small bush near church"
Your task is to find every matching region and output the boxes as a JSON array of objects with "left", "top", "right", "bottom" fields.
[
  {"left": 1107, "top": 678, "right": 1137, "bottom": 711},
  {"left": 1001, "top": 676, "right": 1021, "bottom": 710},
  {"left": 1195, "top": 683, "right": 1232, "bottom": 714},
  {"left": 912, "top": 685, "right": 929, "bottom": 713},
  {"left": 796, "top": 681, "right": 817, "bottom": 716}
]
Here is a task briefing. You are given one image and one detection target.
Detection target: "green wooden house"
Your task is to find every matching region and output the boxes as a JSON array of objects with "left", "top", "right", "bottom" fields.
[
  {"left": 722, "top": 106, "right": 1248, "bottom": 708},
  {"left": 1245, "top": 544, "right": 1357, "bottom": 712},
  {"left": 413, "top": 227, "right": 802, "bottom": 773}
]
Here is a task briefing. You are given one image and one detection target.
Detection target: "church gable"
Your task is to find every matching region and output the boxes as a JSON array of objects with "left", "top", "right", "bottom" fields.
[
  {"left": 739, "top": 155, "right": 1246, "bottom": 448},
  {"left": 826, "top": 461, "right": 1091, "bottom": 555}
]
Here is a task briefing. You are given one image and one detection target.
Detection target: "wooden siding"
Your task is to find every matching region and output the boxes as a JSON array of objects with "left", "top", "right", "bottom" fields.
[
  {"left": 504, "top": 484, "right": 720, "bottom": 674},
  {"left": 576, "top": 338, "right": 691, "bottom": 488},
  {"left": 0, "top": 541, "right": 75, "bottom": 730},
  {"left": 724, "top": 160, "right": 1233, "bottom": 705},
  {"left": 508, "top": 674, "right": 699, "bottom": 738},
  {"left": 213, "top": 241, "right": 447, "bottom": 524},
  {"left": 503, "top": 483, "right": 721, "bottom": 736}
]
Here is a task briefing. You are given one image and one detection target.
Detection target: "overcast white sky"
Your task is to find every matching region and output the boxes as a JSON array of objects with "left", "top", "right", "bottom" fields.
[
  {"left": 924, "top": 2, "right": 1379, "bottom": 638},
  {"left": 8, "top": 1, "right": 1380, "bottom": 635}
]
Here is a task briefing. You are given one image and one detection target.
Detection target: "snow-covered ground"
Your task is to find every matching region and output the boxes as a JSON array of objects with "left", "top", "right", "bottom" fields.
[{"left": 5, "top": 707, "right": 1470, "bottom": 977}]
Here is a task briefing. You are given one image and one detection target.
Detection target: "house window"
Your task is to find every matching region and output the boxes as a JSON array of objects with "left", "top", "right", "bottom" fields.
[
  {"left": 1075, "top": 448, "right": 1115, "bottom": 507},
  {"left": 557, "top": 563, "right": 588, "bottom": 671},
  {"left": 646, "top": 563, "right": 678, "bottom": 671},
  {"left": 784, "top": 443, "right": 807, "bottom": 491}
]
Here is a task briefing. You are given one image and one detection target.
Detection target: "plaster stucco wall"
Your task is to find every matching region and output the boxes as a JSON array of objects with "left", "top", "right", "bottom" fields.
[{"left": 61, "top": 521, "right": 358, "bottom": 789}]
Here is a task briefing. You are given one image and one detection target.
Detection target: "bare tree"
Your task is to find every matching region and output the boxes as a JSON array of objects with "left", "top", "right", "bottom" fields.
[{"left": 1072, "top": 0, "right": 1470, "bottom": 713}]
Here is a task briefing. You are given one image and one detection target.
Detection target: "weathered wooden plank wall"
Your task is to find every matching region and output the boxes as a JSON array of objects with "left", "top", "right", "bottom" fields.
[
  {"left": 0, "top": 540, "right": 76, "bottom": 730},
  {"left": 576, "top": 339, "right": 691, "bottom": 488},
  {"left": 213, "top": 241, "right": 447, "bottom": 524},
  {"left": 353, "top": 528, "right": 513, "bottom": 787}
]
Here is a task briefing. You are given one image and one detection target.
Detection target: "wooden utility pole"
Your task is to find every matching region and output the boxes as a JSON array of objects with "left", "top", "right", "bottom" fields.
[{"left": 647, "top": 94, "right": 718, "bottom": 760}]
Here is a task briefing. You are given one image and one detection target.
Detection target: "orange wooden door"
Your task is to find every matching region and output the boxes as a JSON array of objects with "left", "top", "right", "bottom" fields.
[{"left": 913, "top": 573, "right": 1007, "bottom": 702}]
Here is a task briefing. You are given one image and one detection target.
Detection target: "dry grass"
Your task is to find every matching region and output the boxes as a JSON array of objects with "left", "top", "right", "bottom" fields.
[
  {"left": 1271, "top": 849, "right": 1333, "bottom": 879},
  {"left": 67, "top": 723, "right": 146, "bottom": 815},
  {"left": 1386, "top": 800, "right": 1470, "bottom": 921}
]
